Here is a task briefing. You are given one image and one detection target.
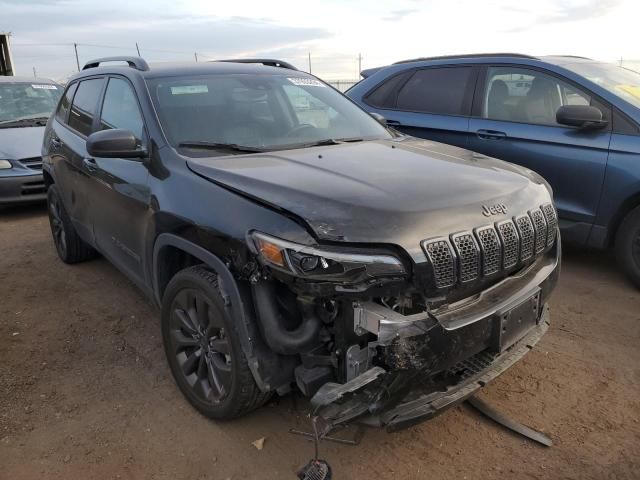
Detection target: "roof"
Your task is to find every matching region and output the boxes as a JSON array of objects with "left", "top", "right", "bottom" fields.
[
  {"left": 0, "top": 76, "right": 59, "bottom": 84},
  {"left": 392, "top": 53, "right": 597, "bottom": 67},
  {"left": 393, "top": 53, "right": 538, "bottom": 64}
]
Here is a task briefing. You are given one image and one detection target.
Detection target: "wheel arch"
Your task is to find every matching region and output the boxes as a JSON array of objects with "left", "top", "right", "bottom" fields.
[
  {"left": 152, "top": 233, "right": 296, "bottom": 392},
  {"left": 608, "top": 192, "right": 640, "bottom": 247}
]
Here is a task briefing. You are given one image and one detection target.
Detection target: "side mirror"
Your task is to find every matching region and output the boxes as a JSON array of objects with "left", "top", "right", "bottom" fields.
[
  {"left": 86, "top": 129, "right": 147, "bottom": 158},
  {"left": 556, "top": 105, "right": 608, "bottom": 130},
  {"left": 369, "top": 112, "right": 387, "bottom": 126}
]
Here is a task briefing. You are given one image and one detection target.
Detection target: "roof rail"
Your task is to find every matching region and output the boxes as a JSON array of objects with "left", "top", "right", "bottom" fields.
[
  {"left": 83, "top": 56, "right": 149, "bottom": 71},
  {"left": 216, "top": 58, "right": 298, "bottom": 70},
  {"left": 393, "top": 53, "right": 538, "bottom": 65}
]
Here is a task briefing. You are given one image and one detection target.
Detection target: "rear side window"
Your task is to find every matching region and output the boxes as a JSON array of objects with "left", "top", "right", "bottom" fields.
[
  {"left": 396, "top": 67, "right": 474, "bottom": 115},
  {"left": 364, "top": 70, "right": 413, "bottom": 109},
  {"left": 68, "top": 78, "right": 104, "bottom": 136},
  {"left": 99, "top": 77, "right": 145, "bottom": 141},
  {"left": 56, "top": 82, "right": 77, "bottom": 123}
]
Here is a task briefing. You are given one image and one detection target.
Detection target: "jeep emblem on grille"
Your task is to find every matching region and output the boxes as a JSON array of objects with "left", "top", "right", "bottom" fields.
[{"left": 482, "top": 203, "right": 508, "bottom": 217}]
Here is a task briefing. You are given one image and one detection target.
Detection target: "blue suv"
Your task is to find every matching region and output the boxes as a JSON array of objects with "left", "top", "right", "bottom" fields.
[{"left": 347, "top": 53, "right": 640, "bottom": 287}]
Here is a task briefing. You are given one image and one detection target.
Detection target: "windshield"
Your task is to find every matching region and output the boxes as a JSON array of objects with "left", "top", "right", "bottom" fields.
[
  {"left": 563, "top": 62, "right": 640, "bottom": 109},
  {"left": 146, "top": 73, "right": 392, "bottom": 152},
  {"left": 0, "top": 82, "right": 62, "bottom": 123}
]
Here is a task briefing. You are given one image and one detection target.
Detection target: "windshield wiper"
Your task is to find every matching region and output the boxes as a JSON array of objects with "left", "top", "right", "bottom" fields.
[
  {"left": 178, "top": 141, "right": 267, "bottom": 153},
  {"left": 276, "top": 137, "right": 366, "bottom": 150},
  {"left": 0, "top": 117, "right": 49, "bottom": 128}
]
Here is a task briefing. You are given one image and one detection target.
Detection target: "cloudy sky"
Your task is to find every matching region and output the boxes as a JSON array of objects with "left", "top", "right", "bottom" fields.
[{"left": 1, "top": 0, "right": 638, "bottom": 81}]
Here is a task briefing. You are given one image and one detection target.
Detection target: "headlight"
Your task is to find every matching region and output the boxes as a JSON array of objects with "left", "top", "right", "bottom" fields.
[
  {"left": 250, "top": 232, "right": 407, "bottom": 283},
  {"left": 0, "top": 160, "right": 12, "bottom": 170}
]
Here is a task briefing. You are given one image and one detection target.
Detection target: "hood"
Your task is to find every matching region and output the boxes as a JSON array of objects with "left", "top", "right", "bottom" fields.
[
  {"left": 187, "top": 138, "right": 552, "bottom": 261},
  {"left": 0, "top": 126, "right": 46, "bottom": 159}
]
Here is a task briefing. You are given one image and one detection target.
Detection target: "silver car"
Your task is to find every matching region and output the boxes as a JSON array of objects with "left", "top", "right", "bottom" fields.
[{"left": 0, "top": 76, "right": 62, "bottom": 205}]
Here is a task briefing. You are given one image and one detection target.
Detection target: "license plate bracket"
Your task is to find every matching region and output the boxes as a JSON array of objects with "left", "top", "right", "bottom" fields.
[{"left": 494, "top": 291, "right": 541, "bottom": 352}]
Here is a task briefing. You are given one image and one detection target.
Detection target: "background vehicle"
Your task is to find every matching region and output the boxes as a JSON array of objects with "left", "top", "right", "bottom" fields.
[
  {"left": 1, "top": 33, "right": 15, "bottom": 76},
  {"left": 42, "top": 56, "right": 559, "bottom": 430},
  {"left": 0, "top": 76, "right": 62, "bottom": 205},
  {"left": 347, "top": 53, "right": 640, "bottom": 287}
]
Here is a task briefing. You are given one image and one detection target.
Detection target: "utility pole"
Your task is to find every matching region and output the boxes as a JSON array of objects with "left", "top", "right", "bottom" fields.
[
  {"left": 136, "top": 42, "right": 141, "bottom": 56},
  {"left": 194, "top": 52, "right": 198, "bottom": 62},
  {"left": 32, "top": 66, "right": 37, "bottom": 78},
  {"left": 73, "top": 43, "right": 80, "bottom": 71},
  {"left": 308, "top": 52, "right": 312, "bottom": 74},
  {"left": 358, "top": 53, "right": 362, "bottom": 76}
]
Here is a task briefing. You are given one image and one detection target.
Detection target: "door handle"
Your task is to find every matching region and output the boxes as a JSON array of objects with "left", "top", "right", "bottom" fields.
[
  {"left": 51, "top": 137, "right": 62, "bottom": 149},
  {"left": 386, "top": 119, "right": 402, "bottom": 126},
  {"left": 476, "top": 129, "right": 507, "bottom": 140},
  {"left": 82, "top": 157, "right": 98, "bottom": 173}
]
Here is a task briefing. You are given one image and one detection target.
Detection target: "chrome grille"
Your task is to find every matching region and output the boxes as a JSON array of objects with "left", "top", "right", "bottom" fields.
[
  {"left": 496, "top": 220, "right": 519, "bottom": 268},
  {"left": 515, "top": 215, "right": 535, "bottom": 261},
  {"left": 423, "top": 239, "right": 456, "bottom": 288},
  {"left": 475, "top": 226, "right": 501, "bottom": 276},
  {"left": 542, "top": 203, "right": 557, "bottom": 247},
  {"left": 452, "top": 232, "right": 480, "bottom": 283},
  {"left": 422, "top": 204, "right": 556, "bottom": 289},
  {"left": 530, "top": 208, "right": 547, "bottom": 254}
]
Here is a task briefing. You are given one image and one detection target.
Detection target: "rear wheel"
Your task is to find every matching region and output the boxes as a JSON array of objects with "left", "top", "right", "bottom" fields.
[
  {"left": 615, "top": 205, "right": 640, "bottom": 288},
  {"left": 161, "top": 266, "right": 270, "bottom": 419},
  {"left": 47, "top": 184, "right": 96, "bottom": 264}
]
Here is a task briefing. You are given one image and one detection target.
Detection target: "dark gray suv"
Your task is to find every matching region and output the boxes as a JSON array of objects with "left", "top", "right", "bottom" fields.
[{"left": 42, "top": 56, "right": 559, "bottom": 431}]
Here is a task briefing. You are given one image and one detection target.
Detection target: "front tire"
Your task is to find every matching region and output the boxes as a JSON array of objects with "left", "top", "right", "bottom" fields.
[
  {"left": 161, "top": 266, "right": 270, "bottom": 419},
  {"left": 615, "top": 205, "right": 640, "bottom": 288},
  {"left": 47, "top": 184, "right": 96, "bottom": 264}
]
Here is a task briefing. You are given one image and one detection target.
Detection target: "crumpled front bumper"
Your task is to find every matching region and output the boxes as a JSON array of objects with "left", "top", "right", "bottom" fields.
[
  {"left": 311, "top": 246, "right": 559, "bottom": 432},
  {"left": 375, "top": 309, "right": 549, "bottom": 431}
]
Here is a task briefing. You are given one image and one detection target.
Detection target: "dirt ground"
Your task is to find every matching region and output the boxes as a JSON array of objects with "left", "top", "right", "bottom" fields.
[{"left": 0, "top": 204, "right": 639, "bottom": 480}]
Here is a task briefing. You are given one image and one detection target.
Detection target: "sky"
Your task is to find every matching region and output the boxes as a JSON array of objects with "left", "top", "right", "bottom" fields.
[{"left": 1, "top": 0, "right": 638, "bottom": 81}]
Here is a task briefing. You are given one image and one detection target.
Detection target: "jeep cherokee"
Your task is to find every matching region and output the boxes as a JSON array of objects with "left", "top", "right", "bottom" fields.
[{"left": 42, "top": 56, "right": 560, "bottom": 431}]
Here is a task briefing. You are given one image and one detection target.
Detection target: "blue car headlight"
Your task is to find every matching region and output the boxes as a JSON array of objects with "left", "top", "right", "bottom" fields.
[{"left": 0, "top": 160, "right": 12, "bottom": 170}]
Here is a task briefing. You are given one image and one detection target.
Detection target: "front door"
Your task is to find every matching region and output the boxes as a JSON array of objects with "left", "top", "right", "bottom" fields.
[
  {"left": 85, "top": 76, "right": 151, "bottom": 285},
  {"left": 469, "top": 66, "right": 612, "bottom": 244}
]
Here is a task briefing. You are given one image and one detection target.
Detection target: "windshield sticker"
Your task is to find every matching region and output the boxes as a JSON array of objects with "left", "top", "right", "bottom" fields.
[
  {"left": 170, "top": 85, "right": 209, "bottom": 95},
  {"left": 31, "top": 84, "right": 58, "bottom": 90},
  {"left": 287, "top": 77, "right": 326, "bottom": 88}
]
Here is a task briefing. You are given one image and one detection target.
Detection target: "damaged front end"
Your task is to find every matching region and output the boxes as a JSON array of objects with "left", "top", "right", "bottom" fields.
[{"left": 246, "top": 206, "right": 560, "bottom": 432}]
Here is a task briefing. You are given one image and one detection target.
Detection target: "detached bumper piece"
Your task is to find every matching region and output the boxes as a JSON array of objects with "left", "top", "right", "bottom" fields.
[{"left": 311, "top": 308, "right": 549, "bottom": 433}]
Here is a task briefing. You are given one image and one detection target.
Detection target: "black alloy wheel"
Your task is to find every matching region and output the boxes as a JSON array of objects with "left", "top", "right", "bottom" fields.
[{"left": 168, "top": 288, "right": 232, "bottom": 404}]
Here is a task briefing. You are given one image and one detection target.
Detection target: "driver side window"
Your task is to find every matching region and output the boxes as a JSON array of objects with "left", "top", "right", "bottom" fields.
[
  {"left": 99, "top": 77, "right": 145, "bottom": 143},
  {"left": 482, "top": 67, "right": 592, "bottom": 126},
  {"left": 282, "top": 84, "right": 335, "bottom": 129}
]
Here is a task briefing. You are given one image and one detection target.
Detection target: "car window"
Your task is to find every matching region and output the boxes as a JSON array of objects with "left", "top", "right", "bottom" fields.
[
  {"left": 0, "top": 82, "right": 62, "bottom": 123},
  {"left": 396, "top": 67, "right": 473, "bottom": 115},
  {"left": 482, "top": 67, "right": 592, "bottom": 126},
  {"left": 56, "top": 82, "right": 78, "bottom": 123},
  {"left": 281, "top": 84, "right": 338, "bottom": 129},
  {"left": 99, "top": 77, "right": 145, "bottom": 142},
  {"left": 364, "top": 70, "right": 414, "bottom": 109},
  {"left": 146, "top": 74, "right": 391, "bottom": 151},
  {"left": 68, "top": 78, "right": 104, "bottom": 137}
]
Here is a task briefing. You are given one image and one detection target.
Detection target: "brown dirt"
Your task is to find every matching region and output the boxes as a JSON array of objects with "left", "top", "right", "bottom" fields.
[{"left": 1, "top": 204, "right": 639, "bottom": 480}]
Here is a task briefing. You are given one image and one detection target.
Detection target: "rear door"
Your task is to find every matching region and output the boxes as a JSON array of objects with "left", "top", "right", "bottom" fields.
[
  {"left": 363, "top": 65, "right": 478, "bottom": 149},
  {"left": 469, "top": 65, "right": 612, "bottom": 244},
  {"left": 48, "top": 77, "right": 105, "bottom": 243},
  {"left": 87, "top": 76, "right": 150, "bottom": 285}
]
